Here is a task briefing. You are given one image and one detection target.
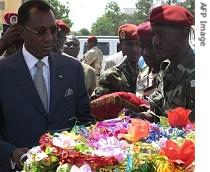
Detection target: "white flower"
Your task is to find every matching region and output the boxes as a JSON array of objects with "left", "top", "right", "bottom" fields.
[
  {"left": 52, "top": 134, "right": 77, "bottom": 149},
  {"left": 70, "top": 164, "right": 92, "bottom": 172},
  {"left": 34, "top": 152, "right": 48, "bottom": 161}
]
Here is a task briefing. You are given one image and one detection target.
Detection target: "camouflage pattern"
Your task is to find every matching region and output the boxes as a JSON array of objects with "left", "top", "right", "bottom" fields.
[
  {"left": 83, "top": 46, "right": 103, "bottom": 76},
  {"left": 150, "top": 48, "right": 195, "bottom": 121},
  {"left": 136, "top": 65, "right": 158, "bottom": 98},
  {"left": 92, "top": 57, "right": 138, "bottom": 98}
]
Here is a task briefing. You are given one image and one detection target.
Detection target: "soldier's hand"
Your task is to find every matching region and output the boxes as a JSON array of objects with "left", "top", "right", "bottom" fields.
[
  {"left": 0, "top": 24, "right": 22, "bottom": 50},
  {"left": 131, "top": 111, "right": 155, "bottom": 122},
  {"left": 12, "top": 147, "right": 29, "bottom": 170}
]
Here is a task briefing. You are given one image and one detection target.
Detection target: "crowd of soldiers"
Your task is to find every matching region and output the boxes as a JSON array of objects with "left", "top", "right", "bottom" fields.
[
  {"left": 0, "top": 1, "right": 194, "bottom": 171},
  {"left": 91, "top": 5, "right": 195, "bottom": 122},
  {"left": 0, "top": 3, "right": 195, "bottom": 122}
]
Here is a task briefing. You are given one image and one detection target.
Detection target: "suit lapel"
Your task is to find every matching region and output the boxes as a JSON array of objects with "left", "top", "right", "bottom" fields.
[
  {"left": 10, "top": 50, "right": 48, "bottom": 118},
  {"left": 48, "top": 53, "right": 67, "bottom": 118}
]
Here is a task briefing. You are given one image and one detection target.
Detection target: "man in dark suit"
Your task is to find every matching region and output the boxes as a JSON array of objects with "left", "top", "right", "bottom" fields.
[{"left": 0, "top": 1, "right": 94, "bottom": 171}]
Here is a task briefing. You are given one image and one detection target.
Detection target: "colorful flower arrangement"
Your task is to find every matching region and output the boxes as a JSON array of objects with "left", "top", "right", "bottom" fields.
[{"left": 23, "top": 107, "right": 195, "bottom": 172}]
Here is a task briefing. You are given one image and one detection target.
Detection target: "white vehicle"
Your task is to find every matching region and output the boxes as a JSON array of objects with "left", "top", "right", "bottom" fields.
[{"left": 76, "top": 36, "right": 119, "bottom": 73}]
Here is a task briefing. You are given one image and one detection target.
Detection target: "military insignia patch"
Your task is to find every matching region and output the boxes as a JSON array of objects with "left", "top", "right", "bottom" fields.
[
  {"left": 190, "top": 80, "right": 195, "bottom": 87},
  {"left": 4, "top": 13, "right": 18, "bottom": 25},
  {"left": 9, "top": 15, "right": 18, "bottom": 25},
  {"left": 119, "top": 31, "right": 126, "bottom": 40}
]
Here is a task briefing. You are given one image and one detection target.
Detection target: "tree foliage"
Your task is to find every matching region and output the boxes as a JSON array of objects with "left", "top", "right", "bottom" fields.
[
  {"left": 179, "top": 0, "right": 195, "bottom": 16},
  {"left": 134, "top": 0, "right": 153, "bottom": 22},
  {"left": 91, "top": 0, "right": 153, "bottom": 35},
  {"left": 47, "top": 0, "right": 73, "bottom": 27},
  {"left": 90, "top": 0, "right": 194, "bottom": 35},
  {"left": 91, "top": 2, "right": 125, "bottom": 35},
  {"left": 76, "top": 28, "right": 91, "bottom": 36}
]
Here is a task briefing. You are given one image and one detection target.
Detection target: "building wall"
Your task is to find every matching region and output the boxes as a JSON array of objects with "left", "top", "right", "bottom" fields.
[{"left": 0, "top": 0, "right": 22, "bottom": 24}]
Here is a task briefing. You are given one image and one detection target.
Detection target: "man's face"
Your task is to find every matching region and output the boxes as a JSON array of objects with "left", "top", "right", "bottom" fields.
[
  {"left": 21, "top": 9, "right": 57, "bottom": 59},
  {"left": 139, "top": 39, "right": 160, "bottom": 69},
  {"left": 53, "top": 29, "right": 67, "bottom": 53},
  {"left": 121, "top": 40, "right": 141, "bottom": 64},
  {"left": 87, "top": 41, "right": 94, "bottom": 50},
  {"left": 63, "top": 38, "right": 80, "bottom": 58},
  {"left": 151, "top": 25, "right": 183, "bottom": 62}
]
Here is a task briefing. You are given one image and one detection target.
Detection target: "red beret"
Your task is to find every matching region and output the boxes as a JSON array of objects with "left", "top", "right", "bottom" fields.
[
  {"left": 118, "top": 23, "right": 138, "bottom": 40},
  {"left": 137, "top": 21, "right": 152, "bottom": 40},
  {"left": 88, "top": 35, "right": 97, "bottom": 42},
  {"left": 4, "top": 12, "right": 18, "bottom": 25},
  {"left": 149, "top": 5, "right": 193, "bottom": 27},
  {"left": 55, "top": 19, "right": 70, "bottom": 33}
]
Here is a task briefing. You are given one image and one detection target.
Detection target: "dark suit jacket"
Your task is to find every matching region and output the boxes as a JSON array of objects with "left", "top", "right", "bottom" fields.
[{"left": 0, "top": 50, "right": 93, "bottom": 171}]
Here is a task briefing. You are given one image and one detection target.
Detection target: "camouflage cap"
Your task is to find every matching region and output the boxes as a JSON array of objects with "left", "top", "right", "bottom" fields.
[
  {"left": 4, "top": 12, "right": 18, "bottom": 25},
  {"left": 118, "top": 23, "right": 138, "bottom": 41},
  {"left": 56, "top": 19, "right": 70, "bottom": 33},
  {"left": 137, "top": 21, "right": 152, "bottom": 40},
  {"left": 87, "top": 35, "right": 97, "bottom": 43},
  {"left": 149, "top": 5, "right": 194, "bottom": 28}
]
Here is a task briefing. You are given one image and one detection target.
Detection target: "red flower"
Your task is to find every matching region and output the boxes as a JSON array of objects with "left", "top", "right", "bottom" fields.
[
  {"left": 39, "top": 133, "right": 52, "bottom": 150},
  {"left": 167, "top": 107, "right": 191, "bottom": 128},
  {"left": 160, "top": 140, "right": 195, "bottom": 167}
]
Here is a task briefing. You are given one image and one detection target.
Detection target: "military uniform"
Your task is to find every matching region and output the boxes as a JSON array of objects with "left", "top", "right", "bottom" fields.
[
  {"left": 83, "top": 46, "right": 103, "bottom": 76},
  {"left": 104, "top": 51, "right": 125, "bottom": 70},
  {"left": 136, "top": 66, "right": 158, "bottom": 98},
  {"left": 148, "top": 4, "right": 195, "bottom": 121},
  {"left": 92, "top": 57, "right": 138, "bottom": 98},
  {"left": 82, "top": 62, "right": 96, "bottom": 96},
  {"left": 150, "top": 49, "right": 195, "bottom": 120}
]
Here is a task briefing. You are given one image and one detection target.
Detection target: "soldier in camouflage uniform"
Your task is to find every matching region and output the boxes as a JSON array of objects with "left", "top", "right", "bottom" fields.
[
  {"left": 83, "top": 36, "right": 103, "bottom": 81},
  {"left": 136, "top": 21, "right": 161, "bottom": 98},
  {"left": 149, "top": 5, "right": 195, "bottom": 122},
  {"left": 92, "top": 24, "right": 141, "bottom": 98}
]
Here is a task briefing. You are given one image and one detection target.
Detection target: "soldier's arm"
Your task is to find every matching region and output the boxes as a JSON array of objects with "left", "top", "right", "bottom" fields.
[
  {"left": 104, "top": 60, "right": 115, "bottom": 70},
  {"left": 83, "top": 51, "right": 97, "bottom": 66},
  {"left": 0, "top": 24, "right": 22, "bottom": 56},
  {"left": 87, "top": 67, "right": 96, "bottom": 96},
  {"left": 91, "top": 68, "right": 121, "bottom": 99}
]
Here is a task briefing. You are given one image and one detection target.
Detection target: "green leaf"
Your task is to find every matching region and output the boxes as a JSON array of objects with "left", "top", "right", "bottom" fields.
[{"left": 159, "top": 116, "right": 169, "bottom": 127}]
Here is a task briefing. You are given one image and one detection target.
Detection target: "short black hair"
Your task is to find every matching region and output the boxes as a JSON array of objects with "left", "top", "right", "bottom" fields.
[{"left": 18, "top": 0, "right": 54, "bottom": 26}]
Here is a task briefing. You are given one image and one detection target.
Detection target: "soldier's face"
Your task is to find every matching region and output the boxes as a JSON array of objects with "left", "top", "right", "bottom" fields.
[
  {"left": 53, "top": 29, "right": 67, "bottom": 53},
  {"left": 151, "top": 24, "right": 184, "bottom": 62},
  {"left": 121, "top": 40, "right": 141, "bottom": 64},
  {"left": 139, "top": 39, "right": 160, "bottom": 70}
]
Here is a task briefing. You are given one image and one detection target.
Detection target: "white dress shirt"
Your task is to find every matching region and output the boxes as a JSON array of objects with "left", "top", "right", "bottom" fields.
[{"left": 22, "top": 45, "right": 50, "bottom": 104}]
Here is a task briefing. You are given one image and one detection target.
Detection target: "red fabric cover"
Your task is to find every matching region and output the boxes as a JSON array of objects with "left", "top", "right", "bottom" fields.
[
  {"left": 167, "top": 107, "right": 191, "bottom": 128},
  {"left": 118, "top": 23, "right": 138, "bottom": 40},
  {"left": 56, "top": 19, "right": 70, "bottom": 33},
  {"left": 137, "top": 21, "right": 152, "bottom": 40},
  {"left": 149, "top": 5, "right": 194, "bottom": 27},
  {"left": 160, "top": 140, "right": 195, "bottom": 167},
  {"left": 91, "top": 92, "right": 149, "bottom": 120}
]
